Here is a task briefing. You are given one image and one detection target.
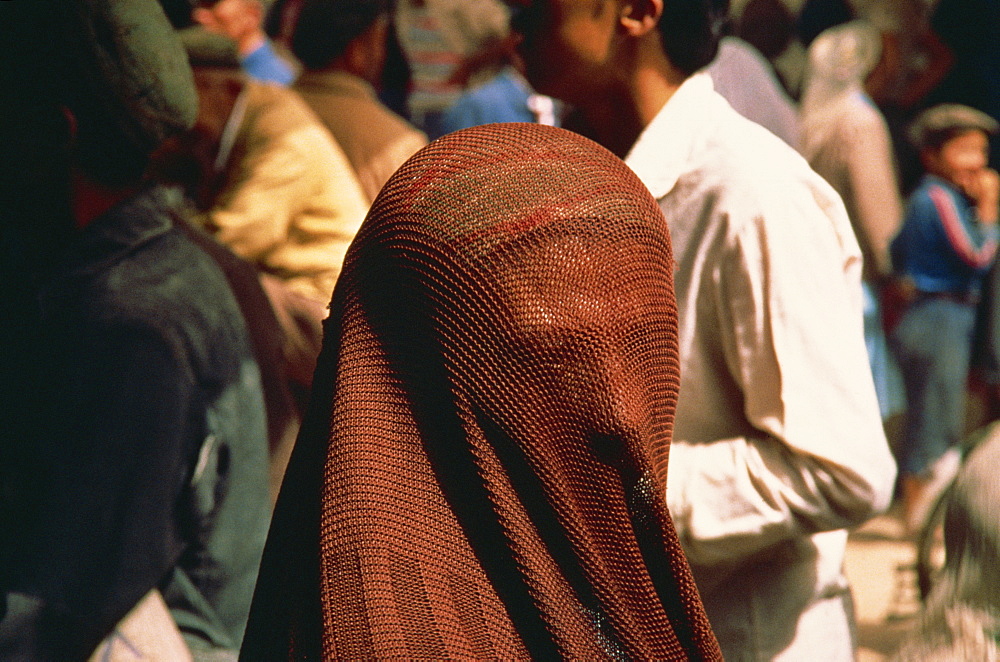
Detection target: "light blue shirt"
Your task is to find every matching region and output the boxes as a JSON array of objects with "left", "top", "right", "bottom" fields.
[{"left": 242, "top": 39, "right": 295, "bottom": 86}]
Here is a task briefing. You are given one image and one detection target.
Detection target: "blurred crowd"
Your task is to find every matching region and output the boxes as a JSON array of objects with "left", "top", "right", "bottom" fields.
[{"left": 3, "top": 0, "right": 1000, "bottom": 660}]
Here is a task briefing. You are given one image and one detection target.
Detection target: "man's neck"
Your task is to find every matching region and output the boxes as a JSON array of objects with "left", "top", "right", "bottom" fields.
[
  {"left": 325, "top": 61, "right": 377, "bottom": 89},
  {"left": 574, "top": 41, "right": 685, "bottom": 158},
  {"left": 568, "top": 88, "right": 646, "bottom": 159}
]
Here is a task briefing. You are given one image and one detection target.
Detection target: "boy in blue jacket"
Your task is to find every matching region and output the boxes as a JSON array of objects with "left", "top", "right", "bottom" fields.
[{"left": 890, "top": 103, "right": 1000, "bottom": 531}]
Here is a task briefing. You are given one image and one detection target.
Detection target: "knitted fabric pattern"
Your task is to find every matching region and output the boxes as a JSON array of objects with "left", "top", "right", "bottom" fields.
[{"left": 241, "top": 123, "right": 721, "bottom": 660}]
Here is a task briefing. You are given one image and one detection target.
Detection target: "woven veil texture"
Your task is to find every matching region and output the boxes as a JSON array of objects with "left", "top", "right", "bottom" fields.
[{"left": 241, "top": 123, "right": 721, "bottom": 660}]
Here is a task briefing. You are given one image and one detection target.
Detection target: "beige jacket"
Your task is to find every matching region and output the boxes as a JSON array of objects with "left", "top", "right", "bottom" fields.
[
  {"left": 201, "top": 81, "right": 369, "bottom": 304},
  {"left": 295, "top": 71, "right": 427, "bottom": 204}
]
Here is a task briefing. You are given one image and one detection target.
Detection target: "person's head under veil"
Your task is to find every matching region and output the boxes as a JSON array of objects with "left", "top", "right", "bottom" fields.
[{"left": 241, "top": 123, "right": 721, "bottom": 661}]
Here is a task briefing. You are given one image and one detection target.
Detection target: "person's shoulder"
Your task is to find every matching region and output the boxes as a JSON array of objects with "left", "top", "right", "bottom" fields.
[
  {"left": 366, "top": 98, "right": 430, "bottom": 142},
  {"left": 298, "top": 74, "right": 425, "bottom": 141},
  {"left": 245, "top": 79, "right": 302, "bottom": 110},
  {"left": 244, "top": 81, "right": 356, "bottom": 161},
  {"left": 438, "top": 84, "right": 505, "bottom": 133},
  {"left": 681, "top": 101, "right": 851, "bottom": 237},
  {"left": 710, "top": 37, "right": 779, "bottom": 87},
  {"left": 836, "top": 92, "right": 889, "bottom": 125},
  {"left": 122, "top": 231, "right": 233, "bottom": 306},
  {"left": 908, "top": 176, "right": 965, "bottom": 217},
  {"left": 811, "top": 97, "right": 891, "bottom": 150},
  {"left": 909, "top": 175, "right": 955, "bottom": 201},
  {"left": 244, "top": 81, "right": 328, "bottom": 134},
  {"left": 81, "top": 233, "right": 239, "bottom": 361},
  {"left": 702, "top": 102, "right": 823, "bottom": 195}
]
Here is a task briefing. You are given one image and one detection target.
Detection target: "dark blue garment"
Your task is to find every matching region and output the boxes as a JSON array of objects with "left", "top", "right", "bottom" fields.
[
  {"left": 891, "top": 175, "right": 998, "bottom": 297},
  {"left": 0, "top": 186, "right": 270, "bottom": 658}
]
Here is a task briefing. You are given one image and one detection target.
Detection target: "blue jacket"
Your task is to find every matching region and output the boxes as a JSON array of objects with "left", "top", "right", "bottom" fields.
[
  {"left": 892, "top": 174, "right": 999, "bottom": 295},
  {"left": 438, "top": 67, "right": 538, "bottom": 135}
]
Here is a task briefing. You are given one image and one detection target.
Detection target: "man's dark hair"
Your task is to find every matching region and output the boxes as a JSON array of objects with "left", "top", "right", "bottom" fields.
[
  {"left": 7, "top": 2, "right": 196, "bottom": 190},
  {"left": 737, "top": 0, "right": 794, "bottom": 59},
  {"left": 4, "top": 4, "right": 149, "bottom": 191},
  {"left": 291, "top": 0, "right": 390, "bottom": 71},
  {"left": 658, "top": 0, "right": 729, "bottom": 76}
]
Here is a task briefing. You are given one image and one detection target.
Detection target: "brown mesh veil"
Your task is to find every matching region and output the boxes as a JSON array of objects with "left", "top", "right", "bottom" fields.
[{"left": 241, "top": 123, "right": 721, "bottom": 660}]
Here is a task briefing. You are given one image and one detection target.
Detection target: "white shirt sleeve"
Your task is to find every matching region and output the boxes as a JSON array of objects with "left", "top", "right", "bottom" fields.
[{"left": 665, "top": 172, "right": 897, "bottom": 570}]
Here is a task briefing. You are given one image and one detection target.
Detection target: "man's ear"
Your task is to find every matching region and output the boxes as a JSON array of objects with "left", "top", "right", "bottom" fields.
[{"left": 619, "top": 0, "right": 663, "bottom": 37}]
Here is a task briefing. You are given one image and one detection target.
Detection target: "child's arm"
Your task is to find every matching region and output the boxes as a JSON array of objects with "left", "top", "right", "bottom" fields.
[
  {"left": 928, "top": 176, "right": 999, "bottom": 270},
  {"left": 968, "top": 167, "right": 1000, "bottom": 224}
]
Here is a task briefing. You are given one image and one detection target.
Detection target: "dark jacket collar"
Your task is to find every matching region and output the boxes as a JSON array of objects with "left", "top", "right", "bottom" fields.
[{"left": 58, "top": 185, "right": 181, "bottom": 279}]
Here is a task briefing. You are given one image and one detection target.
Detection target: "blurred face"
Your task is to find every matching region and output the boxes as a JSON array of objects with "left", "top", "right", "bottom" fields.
[
  {"left": 507, "top": 0, "right": 622, "bottom": 105},
  {"left": 924, "top": 129, "right": 991, "bottom": 195},
  {"left": 194, "top": 0, "right": 262, "bottom": 47}
]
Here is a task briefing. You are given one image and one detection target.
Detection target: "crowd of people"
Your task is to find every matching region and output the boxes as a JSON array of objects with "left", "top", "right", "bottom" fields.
[{"left": 2, "top": 0, "right": 999, "bottom": 660}]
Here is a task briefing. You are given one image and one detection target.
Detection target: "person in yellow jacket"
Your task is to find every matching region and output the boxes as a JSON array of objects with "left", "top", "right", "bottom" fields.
[
  {"left": 176, "top": 33, "right": 369, "bottom": 305},
  {"left": 152, "top": 29, "right": 370, "bottom": 431}
]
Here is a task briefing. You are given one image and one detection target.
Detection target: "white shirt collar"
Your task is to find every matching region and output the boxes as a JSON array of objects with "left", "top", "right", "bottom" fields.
[{"left": 624, "top": 72, "right": 718, "bottom": 200}]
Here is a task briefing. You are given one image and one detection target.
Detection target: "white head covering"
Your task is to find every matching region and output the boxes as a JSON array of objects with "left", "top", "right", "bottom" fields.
[
  {"left": 799, "top": 20, "right": 902, "bottom": 281},
  {"left": 799, "top": 19, "right": 883, "bottom": 165},
  {"left": 800, "top": 20, "right": 881, "bottom": 117}
]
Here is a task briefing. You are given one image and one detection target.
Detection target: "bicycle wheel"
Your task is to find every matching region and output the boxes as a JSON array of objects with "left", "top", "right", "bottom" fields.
[
  {"left": 913, "top": 420, "right": 1000, "bottom": 601},
  {"left": 914, "top": 477, "right": 952, "bottom": 601}
]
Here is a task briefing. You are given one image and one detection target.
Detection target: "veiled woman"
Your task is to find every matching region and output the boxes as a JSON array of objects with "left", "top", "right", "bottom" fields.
[{"left": 240, "top": 123, "right": 721, "bottom": 661}]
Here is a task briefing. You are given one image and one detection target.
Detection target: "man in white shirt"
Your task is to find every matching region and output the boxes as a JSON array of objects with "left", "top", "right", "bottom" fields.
[{"left": 508, "top": 1, "right": 897, "bottom": 659}]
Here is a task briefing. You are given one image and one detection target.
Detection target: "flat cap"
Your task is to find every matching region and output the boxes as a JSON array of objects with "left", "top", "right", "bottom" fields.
[
  {"left": 909, "top": 104, "right": 1000, "bottom": 150},
  {"left": 69, "top": 0, "right": 199, "bottom": 151},
  {"left": 178, "top": 24, "right": 242, "bottom": 69}
]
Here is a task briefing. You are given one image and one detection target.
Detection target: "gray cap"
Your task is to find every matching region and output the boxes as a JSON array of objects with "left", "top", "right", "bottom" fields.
[
  {"left": 909, "top": 104, "right": 1000, "bottom": 150},
  {"left": 178, "top": 24, "right": 242, "bottom": 69},
  {"left": 76, "top": 0, "right": 198, "bottom": 150}
]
